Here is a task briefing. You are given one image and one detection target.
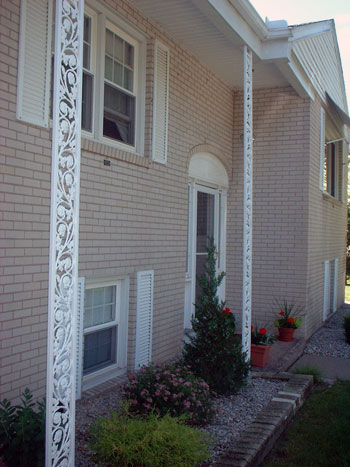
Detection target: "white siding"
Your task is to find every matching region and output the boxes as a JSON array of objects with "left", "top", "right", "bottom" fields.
[{"left": 293, "top": 31, "right": 348, "bottom": 113}]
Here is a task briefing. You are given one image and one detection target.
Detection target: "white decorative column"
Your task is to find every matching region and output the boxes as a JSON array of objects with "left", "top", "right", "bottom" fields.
[
  {"left": 46, "top": 1, "right": 84, "bottom": 465},
  {"left": 241, "top": 45, "right": 253, "bottom": 359}
]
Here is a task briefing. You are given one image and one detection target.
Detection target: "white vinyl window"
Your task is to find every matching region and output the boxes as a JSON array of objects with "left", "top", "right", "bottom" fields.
[
  {"left": 76, "top": 277, "right": 128, "bottom": 396},
  {"left": 320, "top": 108, "right": 344, "bottom": 201},
  {"left": 23, "top": 0, "right": 146, "bottom": 155},
  {"left": 103, "top": 24, "right": 137, "bottom": 146},
  {"left": 83, "top": 284, "right": 120, "bottom": 375}
]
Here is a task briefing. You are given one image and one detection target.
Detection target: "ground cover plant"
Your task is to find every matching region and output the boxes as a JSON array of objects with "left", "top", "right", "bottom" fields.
[
  {"left": 89, "top": 407, "right": 211, "bottom": 467},
  {"left": 0, "top": 388, "right": 45, "bottom": 467},
  {"left": 292, "top": 364, "right": 323, "bottom": 383},
  {"left": 263, "top": 381, "right": 350, "bottom": 466},
  {"left": 183, "top": 239, "right": 250, "bottom": 395},
  {"left": 123, "top": 362, "right": 215, "bottom": 425}
]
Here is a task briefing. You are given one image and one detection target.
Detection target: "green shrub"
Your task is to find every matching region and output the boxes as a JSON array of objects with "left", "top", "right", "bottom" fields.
[
  {"left": 89, "top": 407, "right": 212, "bottom": 466},
  {"left": 293, "top": 364, "right": 323, "bottom": 383},
  {"left": 123, "top": 362, "right": 215, "bottom": 425},
  {"left": 343, "top": 314, "right": 350, "bottom": 344},
  {"left": 0, "top": 388, "right": 45, "bottom": 467},
  {"left": 183, "top": 238, "right": 250, "bottom": 395}
]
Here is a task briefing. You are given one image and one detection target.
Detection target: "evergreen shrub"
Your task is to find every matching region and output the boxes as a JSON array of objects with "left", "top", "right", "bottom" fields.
[
  {"left": 182, "top": 238, "right": 250, "bottom": 395},
  {"left": 343, "top": 314, "right": 350, "bottom": 344}
]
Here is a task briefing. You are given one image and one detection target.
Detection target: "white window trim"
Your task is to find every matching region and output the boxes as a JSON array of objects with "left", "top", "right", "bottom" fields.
[
  {"left": 86, "top": 0, "right": 146, "bottom": 155},
  {"left": 81, "top": 276, "right": 129, "bottom": 392},
  {"left": 48, "top": 1, "right": 146, "bottom": 155}
]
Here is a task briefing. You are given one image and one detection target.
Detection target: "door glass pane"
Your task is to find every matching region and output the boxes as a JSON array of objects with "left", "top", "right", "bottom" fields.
[
  {"left": 196, "top": 192, "right": 214, "bottom": 253},
  {"left": 195, "top": 192, "right": 215, "bottom": 304}
]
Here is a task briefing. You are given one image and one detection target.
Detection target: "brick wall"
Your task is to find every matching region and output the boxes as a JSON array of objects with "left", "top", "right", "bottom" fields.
[
  {"left": 0, "top": 0, "right": 234, "bottom": 401},
  {"left": 305, "top": 98, "right": 347, "bottom": 336},
  {"left": 228, "top": 87, "right": 311, "bottom": 337}
]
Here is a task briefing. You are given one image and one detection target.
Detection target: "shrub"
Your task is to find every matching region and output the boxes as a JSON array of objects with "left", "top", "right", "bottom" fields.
[
  {"left": 0, "top": 388, "right": 45, "bottom": 467},
  {"left": 123, "top": 362, "right": 215, "bottom": 425},
  {"left": 343, "top": 314, "right": 350, "bottom": 344},
  {"left": 183, "top": 238, "right": 250, "bottom": 395},
  {"left": 89, "top": 407, "right": 212, "bottom": 467}
]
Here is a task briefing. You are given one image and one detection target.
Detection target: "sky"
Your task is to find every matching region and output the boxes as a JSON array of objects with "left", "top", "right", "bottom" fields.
[{"left": 252, "top": 0, "right": 350, "bottom": 110}]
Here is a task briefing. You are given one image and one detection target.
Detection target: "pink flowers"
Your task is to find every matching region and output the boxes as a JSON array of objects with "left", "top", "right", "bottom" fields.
[{"left": 123, "top": 362, "right": 215, "bottom": 425}]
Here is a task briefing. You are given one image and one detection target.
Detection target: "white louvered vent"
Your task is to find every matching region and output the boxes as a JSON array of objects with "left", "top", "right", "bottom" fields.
[
  {"left": 319, "top": 107, "right": 325, "bottom": 190},
  {"left": 152, "top": 42, "right": 169, "bottom": 164},
  {"left": 332, "top": 258, "right": 338, "bottom": 314},
  {"left": 17, "top": 0, "right": 52, "bottom": 127},
  {"left": 76, "top": 277, "right": 85, "bottom": 400},
  {"left": 135, "top": 270, "right": 154, "bottom": 369},
  {"left": 323, "top": 260, "right": 330, "bottom": 321}
]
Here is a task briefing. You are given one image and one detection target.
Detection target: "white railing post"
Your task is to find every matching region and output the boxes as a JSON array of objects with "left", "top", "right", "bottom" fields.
[
  {"left": 242, "top": 45, "right": 253, "bottom": 360},
  {"left": 46, "top": 0, "right": 84, "bottom": 465}
]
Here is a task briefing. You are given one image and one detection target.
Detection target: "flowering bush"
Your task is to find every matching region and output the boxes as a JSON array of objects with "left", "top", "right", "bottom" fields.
[
  {"left": 251, "top": 325, "right": 275, "bottom": 346},
  {"left": 123, "top": 362, "right": 215, "bottom": 425},
  {"left": 183, "top": 239, "right": 250, "bottom": 395},
  {"left": 274, "top": 300, "right": 303, "bottom": 329}
]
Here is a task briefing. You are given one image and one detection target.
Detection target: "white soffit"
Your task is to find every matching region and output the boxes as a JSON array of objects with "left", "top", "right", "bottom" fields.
[
  {"left": 130, "top": 0, "right": 289, "bottom": 90},
  {"left": 189, "top": 153, "right": 229, "bottom": 188}
]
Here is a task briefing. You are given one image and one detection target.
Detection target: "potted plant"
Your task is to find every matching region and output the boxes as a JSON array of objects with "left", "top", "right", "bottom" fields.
[
  {"left": 274, "top": 300, "right": 303, "bottom": 342},
  {"left": 251, "top": 326, "right": 276, "bottom": 367}
]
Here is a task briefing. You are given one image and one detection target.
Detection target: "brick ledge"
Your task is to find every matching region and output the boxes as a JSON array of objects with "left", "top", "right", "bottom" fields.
[{"left": 214, "top": 374, "right": 313, "bottom": 466}]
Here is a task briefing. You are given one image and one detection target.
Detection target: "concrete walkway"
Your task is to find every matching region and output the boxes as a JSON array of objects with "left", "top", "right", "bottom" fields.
[{"left": 290, "top": 353, "right": 350, "bottom": 381}]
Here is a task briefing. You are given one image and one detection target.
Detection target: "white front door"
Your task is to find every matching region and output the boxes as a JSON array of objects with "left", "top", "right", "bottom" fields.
[{"left": 184, "top": 184, "right": 226, "bottom": 328}]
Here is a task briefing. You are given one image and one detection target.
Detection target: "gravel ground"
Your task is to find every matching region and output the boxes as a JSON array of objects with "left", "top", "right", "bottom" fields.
[
  {"left": 304, "top": 306, "right": 350, "bottom": 359},
  {"left": 75, "top": 377, "right": 286, "bottom": 466}
]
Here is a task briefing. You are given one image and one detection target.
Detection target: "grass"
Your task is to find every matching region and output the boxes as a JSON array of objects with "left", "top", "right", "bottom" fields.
[
  {"left": 345, "top": 284, "right": 350, "bottom": 303},
  {"left": 263, "top": 381, "right": 350, "bottom": 467},
  {"left": 293, "top": 364, "right": 323, "bottom": 383}
]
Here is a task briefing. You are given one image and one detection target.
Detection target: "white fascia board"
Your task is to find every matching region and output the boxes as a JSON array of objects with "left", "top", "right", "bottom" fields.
[
  {"left": 290, "top": 20, "right": 333, "bottom": 42},
  {"left": 208, "top": 0, "right": 264, "bottom": 57},
  {"left": 276, "top": 56, "right": 315, "bottom": 100},
  {"left": 261, "top": 38, "right": 291, "bottom": 62}
]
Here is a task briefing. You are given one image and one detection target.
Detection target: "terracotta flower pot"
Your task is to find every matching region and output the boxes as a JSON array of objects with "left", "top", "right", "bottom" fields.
[
  {"left": 278, "top": 327, "right": 295, "bottom": 342},
  {"left": 251, "top": 344, "right": 271, "bottom": 367}
]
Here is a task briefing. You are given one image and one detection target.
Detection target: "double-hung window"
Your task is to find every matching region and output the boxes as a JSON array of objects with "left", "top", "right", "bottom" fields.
[
  {"left": 323, "top": 142, "right": 337, "bottom": 197},
  {"left": 83, "top": 283, "right": 120, "bottom": 375},
  {"left": 103, "top": 25, "right": 137, "bottom": 146},
  {"left": 320, "top": 108, "right": 344, "bottom": 201},
  {"left": 48, "top": 3, "right": 145, "bottom": 153}
]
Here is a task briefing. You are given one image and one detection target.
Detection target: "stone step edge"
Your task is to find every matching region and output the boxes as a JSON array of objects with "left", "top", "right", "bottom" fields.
[{"left": 214, "top": 374, "right": 314, "bottom": 467}]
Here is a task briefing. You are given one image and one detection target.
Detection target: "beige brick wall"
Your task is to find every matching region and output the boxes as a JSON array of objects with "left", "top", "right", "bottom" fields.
[
  {"left": 305, "top": 98, "right": 347, "bottom": 336},
  {"left": 0, "top": 0, "right": 234, "bottom": 401},
  {"left": 1, "top": 0, "right": 347, "bottom": 403},
  {"left": 227, "top": 87, "right": 346, "bottom": 339},
  {"left": 228, "top": 87, "right": 311, "bottom": 337}
]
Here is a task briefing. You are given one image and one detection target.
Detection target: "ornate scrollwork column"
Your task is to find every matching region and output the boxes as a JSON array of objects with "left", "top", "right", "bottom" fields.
[
  {"left": 242, "top": 45, "right": 253, "bottom": 359},
  {"left": 46, "top": 1, "right": 84, "bottom": 465}
]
